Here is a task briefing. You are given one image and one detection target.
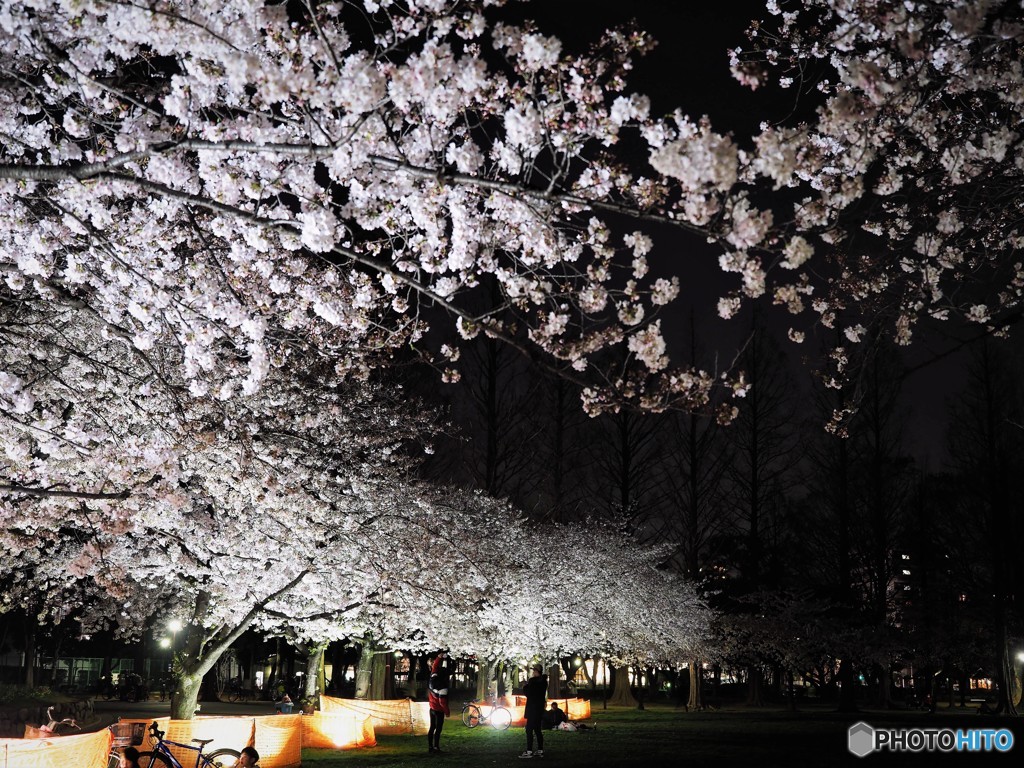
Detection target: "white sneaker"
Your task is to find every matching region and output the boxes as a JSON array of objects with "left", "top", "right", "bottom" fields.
[
  {"left": 536, "top": 750, "right": 544, "bottom": 758},
  {"left": 518, "top": 751, "right": 534, "bottom": 759}
]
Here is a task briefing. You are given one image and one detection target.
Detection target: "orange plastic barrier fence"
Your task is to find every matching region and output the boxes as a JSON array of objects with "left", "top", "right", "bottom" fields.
[
  {"left": 481, "top": 696, "right": 591, "bottom": 727},
  {"left": 253, "top": 715, "right": 301, "bottom": 768},
  {"left": 409, "top": 701, "right": 430, "bottom": 735},
  {"left": 2, "top": 728, "right": 112, "bottom": 768},
  {"left": 300, "top": 712, "right": 376, "bottom": 749},
  {"left": 119, "top": 717, "right": 254, "bottom": 767},
  {"left": 11, "top": 705, "right": 388, "bottom": 767},
  {"left": 319, "top": 696, "right": 428, "bottom": 735},
  {"left": 117, "top": 712, "right": 377, "bottom": 766}
]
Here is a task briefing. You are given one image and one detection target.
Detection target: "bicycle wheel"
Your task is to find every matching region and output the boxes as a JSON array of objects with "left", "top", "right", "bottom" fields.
[
  {"left": 206, "top": 748, "right": 242, "bottom": 767},
  {"left": 138, "top": 751, "right": 172, "bottom": 768},
  {"left": 489, "top": 706, "right": 512, "bottom": 731},
  {"left": 462, "top": 704, "right": 482, "bottom": 728}
]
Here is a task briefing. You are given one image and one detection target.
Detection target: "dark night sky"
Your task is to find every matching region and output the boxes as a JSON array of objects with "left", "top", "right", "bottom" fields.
[{"left": 498, "top": 1, "right": 976, "bottom": 467}]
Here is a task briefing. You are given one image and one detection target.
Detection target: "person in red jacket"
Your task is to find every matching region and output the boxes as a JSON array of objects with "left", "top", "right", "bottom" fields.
[{"left": 427, "top": 650, "right": 451, "bottom": 753}]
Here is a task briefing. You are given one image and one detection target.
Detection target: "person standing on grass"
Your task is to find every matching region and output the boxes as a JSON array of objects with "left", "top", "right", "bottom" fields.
[
  {"left": 428, "top": 650, "right": 451, "bottom": 754},
  {"left": 519, "top": 663, "right": 547, "bottom": 759}
]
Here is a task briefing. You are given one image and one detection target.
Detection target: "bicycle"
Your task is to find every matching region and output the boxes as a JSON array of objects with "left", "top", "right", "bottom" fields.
[
  {"left": 227, "top": 681, "right": 254, "bottom": 703},
  {"left": 25, "top": 706, "right": 80, "bottom": 738},
  {"left": 462, "top": 697, "right": 512, "bottom": 730},
  {"left": 109, "top": 721, "right": 242, "bottom": 768},
  {"left": 107, "top": 721, "right": 146, "bottom": 768}
]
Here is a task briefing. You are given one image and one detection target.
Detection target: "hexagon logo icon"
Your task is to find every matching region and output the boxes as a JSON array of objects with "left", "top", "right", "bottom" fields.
[{"left": 848, "top": 722, "right": 875, "bottom": 757}]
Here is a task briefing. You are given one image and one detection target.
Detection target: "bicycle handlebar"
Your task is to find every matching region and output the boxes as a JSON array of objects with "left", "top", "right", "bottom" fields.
[{"left": 149, "top": 721, "right": 165, "bottom": 740}]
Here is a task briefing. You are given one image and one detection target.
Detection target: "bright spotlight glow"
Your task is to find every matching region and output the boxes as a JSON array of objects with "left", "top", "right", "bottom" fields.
[
  {"left": 168, "top": 619, "right": 183, "bottom": 633},
  {"left": 159, "top": 638, "right": 171, "bottom": 648}
]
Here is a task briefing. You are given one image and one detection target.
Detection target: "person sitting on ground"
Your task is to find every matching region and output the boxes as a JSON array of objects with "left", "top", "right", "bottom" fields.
[
  {"left": 542, "top": 701, "right": 568, "bottom": 730},
  {"left": 238, "top": 746, "right": 260, "bottom": 767}
]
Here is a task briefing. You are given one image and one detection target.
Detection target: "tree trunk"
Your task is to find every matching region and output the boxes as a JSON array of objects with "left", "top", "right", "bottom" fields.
[
  {"left": 874, "top": 663, "right": 892, "bottom": 709},
  {"left": 318, "top": 653, "right": 327, "bottom": 701},
  {"left": 23, "top": 623, "right": 36, "bottom": 688},
  {"left": 166, "top": 587, "right": 276, "bottom": 718},
  {"left": 837, "top": 658, "right": 858, "bottom": 712},
  {"left": 49, "top": 633, "right": 63, "bottom": 688},
  {"left": 475, "top": 659, "right": 492, "bottom": 702},
  {"left": 687, "top": 659, "right": 703, "bottom": 710},
  {"left": 171, "top": 670, "right": 205, "bottom": 720},
  {"left": 199, "top": 666, "right": 220, "bottom": 703},
  {"left": 993, "top": 623, "right": 1018, "bottom": 715},
  {"left": 169, "top": 625, "right": 220, "bottom": 719},
  {"left": 374, "top": 649, "right": 393, "bottom": 700},
  {"left": 303, "top": 643, "right": 326, "bottom": 702},
  {"left": 745, "top": 665, "right": 764, "bottom": 706},
  {"left": 354, "top": 637, "right": 374, "bottom": 699},
  {"left": 547, "top": 663, "right": 560, "bottom": 699},
  {"left": 607, "top": 664, "right": 638, "bottom": 707},
  {"left": 267, "top": 637, "right": 281, "bottom": 699},
  {"left": 579, "top": 656, "right": 595, "bottom": 695}
]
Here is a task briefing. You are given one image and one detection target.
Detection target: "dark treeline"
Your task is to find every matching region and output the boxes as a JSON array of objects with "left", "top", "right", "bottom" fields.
[{"left": 416, "top": 317, "right": 1024, "bottom": 714}]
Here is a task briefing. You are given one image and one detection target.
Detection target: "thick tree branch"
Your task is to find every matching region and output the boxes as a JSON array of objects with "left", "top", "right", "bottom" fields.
[
  {"left": 0, "top": 141, "right": 704, "bottom": 235},
  {"left": 0, "top": 483, "right": 130, "bottom": 500}
]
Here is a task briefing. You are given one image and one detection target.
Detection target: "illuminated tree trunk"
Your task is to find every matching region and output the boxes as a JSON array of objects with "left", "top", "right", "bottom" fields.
[
  {"left": 687, "top": 659, "right": 703, "bottom": 710},
  {"left": 354, "top": 636, "right": 375, "bottom": 699},
  {"left": 475, "top": 659, "right": 493, "bottom": 701},
  {"left": 354, "top": 635, "right": 391, "bottom": 700},
  {"left": 579, "top": 655, "right": 595, "bottom": 696},
  {"left": 607, "top": 665, "right": 637, "bottom": 707},
  {"left": 301, "top": 641, "right": 327, "bottom": 702},
  {"left": 169, "top": 577, "right": 305, "bottom": 719},
  {"left": 547, "top": 663, "right": 560, "bottom": 698}
]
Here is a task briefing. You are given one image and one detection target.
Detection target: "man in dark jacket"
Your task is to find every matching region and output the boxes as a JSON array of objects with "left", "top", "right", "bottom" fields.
[{"left": 519, "top": 663, "right": 547, "bottom": 758}]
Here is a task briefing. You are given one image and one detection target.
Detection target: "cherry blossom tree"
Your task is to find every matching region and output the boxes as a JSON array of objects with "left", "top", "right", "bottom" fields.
[
  {"left": 0, "top": 294, "right": 444, "bottom": 717},
  {"left": 288, "top": 500, "right": 712, "bottom": 699},
  {"left": 0, "top": 0, "right": 739, "bottom": 429},
  {"left": 726, "top": 0, "right": 1024, "bottom": 426},
  {"left": 5, "top": 0, "right": 1020, "bottom": 721},
  {"left": 2, "top": 0, "right": 1021, "bottom": 431}
]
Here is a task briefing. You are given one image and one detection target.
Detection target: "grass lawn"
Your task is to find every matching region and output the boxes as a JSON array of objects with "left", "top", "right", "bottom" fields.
[{"left": 300, "top": 702, "right": 1023, "bottom": 768}]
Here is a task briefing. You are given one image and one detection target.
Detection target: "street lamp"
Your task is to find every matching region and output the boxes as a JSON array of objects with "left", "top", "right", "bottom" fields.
[
  {"left": 168, "top": 618, "right": 183, "bottom": 638},
  {"left": 159, "top": 637, "right": 172, "bottom": 675},
  {"left": 166, "top": 620, "right": 183, "bottom": 696}
]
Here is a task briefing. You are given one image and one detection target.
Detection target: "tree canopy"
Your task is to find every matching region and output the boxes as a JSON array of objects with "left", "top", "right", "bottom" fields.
[{"left": 2, "top": 0, "right": 1023, "bottom": 717}]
